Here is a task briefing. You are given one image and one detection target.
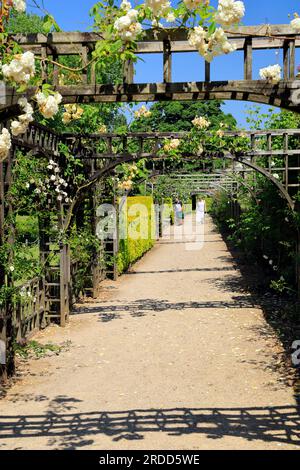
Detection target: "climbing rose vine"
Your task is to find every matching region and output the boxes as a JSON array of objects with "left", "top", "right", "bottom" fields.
[
  {"left": 2, "top": 51, "right": 35, "bottom": 84},
  {"left": 259, "top": 65, "right": 282, "bottom": 85}
]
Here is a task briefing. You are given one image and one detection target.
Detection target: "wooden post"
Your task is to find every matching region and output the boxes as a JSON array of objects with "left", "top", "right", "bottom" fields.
[
  {"left": 52, "top": 49, "right": 59, "bottom": 86},
  {"left": 82, "top": 46, "right": 89, "bottom": 85},
  {"left": 59, "top": 242, "right": 70, "bottom": 327},
  {"left": 123, "top": 60, "right": 134, "bottom": 85},
  {"left": 163, "top": 39, "right": 172, "bottom": 83},
  {"left": 284, "top": 133, "right": 289, "bottom": 191},
  {"left": 0, "top": 159, "right": 7, "bottom": 383},
  {"left": 283, "top": 40, "right": 290, "bottom": 80},
  {"left": 0, "top": 149, "right": 16, "bottom": 382},
  {"left": 244, "top": 37, "right": 253, "bottom": 80},
  {"left": 296, "top": 206, "right": 300, "bottom": 301},
  {"left": 289, "top": 39, "right": 296, "bottom": 79},
  {"left": 205, "top": 61, "right": 211, "bottom": 82}
]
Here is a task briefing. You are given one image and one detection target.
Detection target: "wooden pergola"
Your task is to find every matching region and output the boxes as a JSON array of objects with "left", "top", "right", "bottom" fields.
[
  {"left": 1, "top": 25, "right": 300, "bottom": 382},
  {"left": 1, "top": 24, "right": 300, "bottom": 118}
]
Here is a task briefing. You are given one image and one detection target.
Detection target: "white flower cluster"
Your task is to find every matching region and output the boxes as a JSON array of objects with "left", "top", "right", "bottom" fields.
[
  {"left": 120, "top": 0, "right": 132, "bottom": 11},
  {"left": 36, "top": 91, "right": 62, "bottom": 119},
  {"left": 215, "top": 0, "right": 245, "bottom": 28},
  {"left": 11, "top": 98, "right": 34, "bottom": 137},
  {"left": 197, "top": 144, "right": 204, "bottom": 155},
  {"left": 263, "top": 254, "right": 279, "bottom": 272},
  {"left": 184, "top": 0, "right": 206, "bottom": 11},
  {"left": 291, "top": 14, "right": 300, "bottom": 33},
  {"left": 33, "top": 160, "right": 70, "bottom": 204},
  {"left": 259, "top": 65, "right": 282, "bottom": 84},
  {"left": 0, "top": 128, "right": 12, "bottom": 162},
  {"left": 134, "top": 105, "right": 152, "bottom": 119},
  {"left": 216, "top": 121, "right": 228, "bottom": 138},
  {"left": 216, "top": 129, "right": 225, "bottom": 138},
  {"left": 20, "top": 286, "right": 32, "bottom": 299},
  {"left": 188, "top": 26, "right": 236, "bottom": 62},
  {"left": 62, "top": 104, "right": 84, "bottom": 124},
  {"left": 145, "top": 0, "right": 171, "bottom": 17},
  {"left": 118, "top": 180, "right": 133, "bottom": 191},
  {"left": 114, "top": 9, "right": 142, "bottom": 41},
  {"left": 192, "top": 116, "right": 211, "bottom": 129},
  {"left": 165, "top": 12, "right": 176, "bottom": 23},
  {"left": 98, "top": 124, "right": 108, "bottom": 133},
  {"left": 118, "top": 165, "right": 139, "bottom": 191},
  {"left": 163, "top": 138, "right": 181, "bottom": 152},
  {"left": 13, "top": 0, "right": 26, "bottom": 13},
  {"left": 2, "top": 51, "right": 35, "bottom": 85}
]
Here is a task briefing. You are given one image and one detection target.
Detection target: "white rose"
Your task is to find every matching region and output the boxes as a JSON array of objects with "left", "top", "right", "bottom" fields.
[
  {"left": 291, "top": 16, "right": 300, "bottom": 32},
  {"left": 13, "top": 0, "right": 26, "bottom": 13}
]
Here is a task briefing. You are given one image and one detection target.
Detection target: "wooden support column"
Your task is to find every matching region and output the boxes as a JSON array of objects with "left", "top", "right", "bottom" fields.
[
  {"left": 283, "top": 133, "right": 289, "bottom": 191},
  {"left": 123, "top": 60, "right": 134, "bottom": 85},
  {"left": 39, "top": 213, "right": 51, "bottom": 327},
  {"left": 58, "top": 202, "right": 70, "bottom": 327},
  {"left": 163, "top": 39, "right": 172, "bottom": 83},
  {"left": 0, "top": 159, "right": 7, "bottom": 383},
  {"left": 52, "top": 48, "right": 59, "bottom": 86},
  {"left": 59, "top": 241, "right": 70, "bottom": 327},
  {"left": 283, "top": 40, "right": 290, "bottom": 80},
  {"left": 289, "top": 39, "right": 296, "bottom": 79},
  {"left": 81, "top": 46, "right": 89, "bottom": 85},
  {"left": 205, "top": 61, "right": 211, "bottom": 82},
  {"left": 113, "top": 184, "right": 118, "bottom": 282},
  {"left": 41, "top": 46, "right": 48, "bottom": 82},
  {"left": 0, "top": 149, "right": 15, "bottom": 383},
  {"left": 244, "top": 37, "right": 253, "bottom": 80}
]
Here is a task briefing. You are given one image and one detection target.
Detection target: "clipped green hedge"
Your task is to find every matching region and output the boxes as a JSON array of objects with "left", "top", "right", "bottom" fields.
[
  {"left": 117, "top": 196, "right": 156, "bottom": 274},
  {"left": 204, "top": 196, "right": 213, "bottom": 213}
]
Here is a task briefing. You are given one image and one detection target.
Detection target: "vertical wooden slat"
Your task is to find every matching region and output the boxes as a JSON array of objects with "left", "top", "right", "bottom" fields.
[
  {"left": 289, "top": 39, "right": 296, "bottom": 79},
  {"left": 284, "top": 133, "right": 289, "bottom": 191},
  {"left": 205, "top": 61, "right": 211, "bottom": 82},
  {"left": 81, "top": 46, "right": 89, "bottom": 85},
  {"left": 123, "top": 60, "right": 134, "bottom": 85},
  {"left": 41, "top": 46, "right": 48, "bottom": 82},
  {"left": 283, "top": 40, "right": 289, "bottom": 80},
  {"left": 90, "top": 45, "right": 96, "bottom": 86},
  {"left": 52, "top": 48, "right": 59, "bottom": 86},
  {"left": 244, "top": 37, "right": 253, "bottom": 80},
  {"left": 163, "top": 39, "right": 172, "bottom": 83},
  {"left": 267, "top": 133, "right": 272, "bottom": 170},
  {"left": 0, "top": 160, "right": 6, "bottom": 382}
]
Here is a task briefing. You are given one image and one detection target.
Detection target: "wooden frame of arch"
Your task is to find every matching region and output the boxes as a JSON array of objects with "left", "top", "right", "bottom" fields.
[
  {"left": 1, "top": 24, "right": 300, "bottom": 116},
  {"left": 1, "top": 120, "right": 300, "bottom": 381}
]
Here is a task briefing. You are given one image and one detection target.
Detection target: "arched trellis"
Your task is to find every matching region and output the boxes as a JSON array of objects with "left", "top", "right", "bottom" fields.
[
  {"left": 1, "top": 125, "right": 300, "bottom": 381},
  {"left": 1, "top": 22, "right": 300, "bottom": 384},
  {"left": 60, "top": 128, "right": 300, "bottom": 221}
]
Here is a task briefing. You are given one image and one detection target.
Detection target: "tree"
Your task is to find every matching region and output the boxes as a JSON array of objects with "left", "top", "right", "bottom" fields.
[
  {"left": 8, "top": 12, "right": 45, "bottom": 33},
  {"left": 130, "top": 101, "right": 236, "bottom": 132}
]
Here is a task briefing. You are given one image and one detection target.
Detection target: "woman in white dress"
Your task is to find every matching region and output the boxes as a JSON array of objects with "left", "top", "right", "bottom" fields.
[{"left": 196, "top": 198, "right": 206, "bottom": 224}]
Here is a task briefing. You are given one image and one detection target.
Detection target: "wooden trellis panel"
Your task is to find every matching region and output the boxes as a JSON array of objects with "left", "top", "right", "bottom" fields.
[{"left": 0, "top": 25, "right": 299, "bottom": 112}]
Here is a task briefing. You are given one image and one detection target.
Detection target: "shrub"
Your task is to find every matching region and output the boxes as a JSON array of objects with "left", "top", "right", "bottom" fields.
[{"left": 117, "top": 196, "right": 156, "bottom": 274}]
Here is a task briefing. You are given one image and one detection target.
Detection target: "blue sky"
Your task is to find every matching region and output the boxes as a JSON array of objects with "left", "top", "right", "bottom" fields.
[{"left": 27, "top": 1, "right": 299, "bottom": 128}]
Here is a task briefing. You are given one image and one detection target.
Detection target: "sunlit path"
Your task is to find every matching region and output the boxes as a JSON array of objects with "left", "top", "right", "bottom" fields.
[{"left": 0, "top": 217, "right": 298, "bottom": 450}]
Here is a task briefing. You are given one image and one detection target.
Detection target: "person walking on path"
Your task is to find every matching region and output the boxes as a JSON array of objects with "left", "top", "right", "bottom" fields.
[
  {"left": 175, "top": 199, "right": 184, "bottom": 226},
  {"left": 196, "top": 198, "right": 206, "bottom": 224}
]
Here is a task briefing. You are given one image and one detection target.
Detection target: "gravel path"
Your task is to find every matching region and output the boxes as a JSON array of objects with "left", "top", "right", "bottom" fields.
[{"left": 0, "top": 216, "right": 299, "bottom": 450}]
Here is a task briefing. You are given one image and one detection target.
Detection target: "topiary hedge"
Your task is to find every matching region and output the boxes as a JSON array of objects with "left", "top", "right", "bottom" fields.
[{"left": 117, "top": 196, "right": 156, "bottom": 274}]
